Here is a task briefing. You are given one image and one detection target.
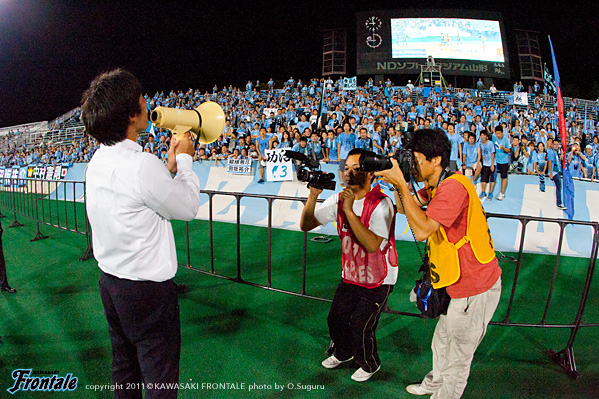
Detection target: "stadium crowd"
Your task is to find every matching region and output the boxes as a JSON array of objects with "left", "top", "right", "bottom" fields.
[{"left": 2, "top": 77, "right": 599, "bottom": 189}]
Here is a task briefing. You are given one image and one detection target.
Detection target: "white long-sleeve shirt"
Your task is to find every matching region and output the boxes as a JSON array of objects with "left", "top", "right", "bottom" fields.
[{"left": 85, "top": 139, "right": 200, "bottom": 282}]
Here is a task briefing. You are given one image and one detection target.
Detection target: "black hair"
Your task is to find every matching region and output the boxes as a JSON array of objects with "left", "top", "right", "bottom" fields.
[
  {"left": 346, "top": 148, "right": 376, "bottom": 184},
  {"left": 348, "top": 147, "right": 374, "bottom": 158},
  {"left": 81, "top": 68, "right": 143, "bottom": 145},
  {"left": 410, "top": 128, "right": 451, "bottom": 169},
  {"left": 494, "top": 124, "right": 503, "bottom": 132}
]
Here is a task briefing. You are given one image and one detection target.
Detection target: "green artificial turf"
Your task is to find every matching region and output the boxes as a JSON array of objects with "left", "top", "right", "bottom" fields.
[{"left": 0, "top": 214, "right": 597, "bottom": 398}]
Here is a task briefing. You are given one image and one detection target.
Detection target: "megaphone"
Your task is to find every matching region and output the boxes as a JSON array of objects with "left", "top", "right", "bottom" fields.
[{"left": 150, "top": 101, "right": 225, "bottom": 144}]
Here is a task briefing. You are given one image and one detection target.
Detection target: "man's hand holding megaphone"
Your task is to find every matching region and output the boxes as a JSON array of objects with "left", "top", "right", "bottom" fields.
[
  {"left": 167, "top": 132, "right": 196, "bottom": 174},
  {"left": 150, "top": 102, "right": 225, "bottom": 145},
  {"left": 151, "top": 101, "right": 224, "bottom": 174}
]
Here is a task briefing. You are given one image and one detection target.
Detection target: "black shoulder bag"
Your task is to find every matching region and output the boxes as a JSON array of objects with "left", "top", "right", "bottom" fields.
[
  {"left": 396, "top": 168, "right": 452, "bottom": 318},
  {"left": 413, "top": 254, "right": 451, "bottom": 318}
]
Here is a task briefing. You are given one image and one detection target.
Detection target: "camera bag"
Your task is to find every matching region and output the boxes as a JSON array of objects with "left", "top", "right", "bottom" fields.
[{"left": 414, "top": 268, "right": 451, "bottom": 318}]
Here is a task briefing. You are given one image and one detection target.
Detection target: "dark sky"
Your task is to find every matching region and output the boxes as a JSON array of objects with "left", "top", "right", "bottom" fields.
[{"left": 0, "top": 0, "right": 596, "bottom": 128}]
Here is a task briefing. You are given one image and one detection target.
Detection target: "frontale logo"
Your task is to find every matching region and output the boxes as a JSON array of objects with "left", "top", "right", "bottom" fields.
[{"left": 7, "top": 369, "right": 78, "bottom": 394}]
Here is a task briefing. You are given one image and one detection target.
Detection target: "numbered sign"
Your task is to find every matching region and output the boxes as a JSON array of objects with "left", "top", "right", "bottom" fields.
[{"left": 265, "top": 149, "right": 293, "bottom": 182}]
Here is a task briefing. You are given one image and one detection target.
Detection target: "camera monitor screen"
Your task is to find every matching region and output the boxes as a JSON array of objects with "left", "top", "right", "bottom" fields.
[{"left": 391, "top": 18, "right": 505, "bottom": 63}]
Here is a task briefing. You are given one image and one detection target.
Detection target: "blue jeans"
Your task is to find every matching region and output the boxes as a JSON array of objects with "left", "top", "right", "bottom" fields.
[{"left": 552, "top": 172, "right": 563, "bottom": 206}]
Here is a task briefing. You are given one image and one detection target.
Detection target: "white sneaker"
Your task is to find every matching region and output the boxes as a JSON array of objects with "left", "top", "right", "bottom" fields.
[
  {"left": 497, "top": 193, "right": 505, "bottom": 201},
  {"left": 351, "top": 366, "right": 380, "bottom": 382},
  {"left": 406, "top": 384, "right": 437, "bottom": 395},
  {"left": 321, "top": 355, "right": 353, "bottom": 369}
]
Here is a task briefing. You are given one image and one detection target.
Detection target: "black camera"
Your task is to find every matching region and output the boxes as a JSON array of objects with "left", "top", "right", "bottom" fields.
[
  {"left": 358, "top": 124, "right": 415, "bottom": 179},
  {"left": 285, "top": 150, "right": 336, "bottom": 190}
]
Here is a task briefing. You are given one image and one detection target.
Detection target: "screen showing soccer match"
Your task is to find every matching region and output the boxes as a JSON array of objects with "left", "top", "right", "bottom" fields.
[{"left": 390, "top": 18, "right": 505, "bottom": 62}]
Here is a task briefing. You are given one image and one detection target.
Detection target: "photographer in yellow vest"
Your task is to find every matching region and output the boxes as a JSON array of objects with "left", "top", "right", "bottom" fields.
[{"left": 375, "top": 128, "right": 501, "bottom": 399}]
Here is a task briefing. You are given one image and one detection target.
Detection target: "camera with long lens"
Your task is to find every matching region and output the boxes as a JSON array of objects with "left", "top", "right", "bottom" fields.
[
  {"left": 358, "top": 123, "right": 415, "bottom": 178},
  {"left": 285, "top": 150, "right": 336, "bottom": 190}
]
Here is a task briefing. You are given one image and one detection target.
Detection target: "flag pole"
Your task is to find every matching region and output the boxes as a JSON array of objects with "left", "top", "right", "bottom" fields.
[{"left": 549, "top": 35, "right": 575, "bottom": 220}]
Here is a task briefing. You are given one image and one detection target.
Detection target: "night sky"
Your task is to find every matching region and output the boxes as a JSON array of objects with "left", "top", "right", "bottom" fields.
[{"left": 0, "top": 0, "right": 596, "bottom": 128}]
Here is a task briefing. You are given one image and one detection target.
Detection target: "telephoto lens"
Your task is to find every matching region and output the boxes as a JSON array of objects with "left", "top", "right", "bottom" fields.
[{"left": 358, "top": 153, "right": 393, "bottom": 172}]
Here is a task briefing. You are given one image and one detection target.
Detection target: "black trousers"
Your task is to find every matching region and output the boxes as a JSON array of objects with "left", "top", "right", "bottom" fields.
[
  {"left": 99, "top": 271, "right": 180, "bottom": 399},
  {"left": 0, "top": 222, "right": 10, "bottom": 289},
  {"left": 327, "top": 281, "right": 393, "bottom": 372}
]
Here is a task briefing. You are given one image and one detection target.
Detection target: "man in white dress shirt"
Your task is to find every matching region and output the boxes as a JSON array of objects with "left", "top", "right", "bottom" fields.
[{"left": 82, "top": 69, "right": 199, "bottom": 399}]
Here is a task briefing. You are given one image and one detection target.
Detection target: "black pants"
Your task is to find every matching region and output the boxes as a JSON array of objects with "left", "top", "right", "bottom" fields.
[
  {"left": 0, "top": 222, "right": 10, "bottom": 289},
  {"left": 327, "top": 281, "right": 393, "bottom": 372},
  {"left": 99, "top": 272, "right": 180, "bottom": 399}
]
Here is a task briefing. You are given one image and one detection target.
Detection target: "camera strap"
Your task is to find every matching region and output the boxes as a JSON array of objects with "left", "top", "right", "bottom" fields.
[{"left": 396, "top": 167, "right": 452, "bottom": 265}]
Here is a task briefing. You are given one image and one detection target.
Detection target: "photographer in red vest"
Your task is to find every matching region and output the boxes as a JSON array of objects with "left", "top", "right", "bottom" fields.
[{"left": 300, "top": 148, "right": 398, "bottom": 382}]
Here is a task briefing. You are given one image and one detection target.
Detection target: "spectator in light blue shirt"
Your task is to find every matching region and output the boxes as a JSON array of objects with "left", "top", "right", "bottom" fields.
[
  {"left": 407, "top": 106, "right": 417, "bottom": 122},
  {"left": 297, "top": 114, "right": 311, "bottom": 134},
  {"left": 533, "top": 142, "right": 549, "bottom": 192},
  {"left": 581, "top": 145, "right": 595, "bottom": 179},
  {"left": 324, "top": 130, "right": 339, "bottom": 163},
  {"left": 279, "top": 131, "right": 293, "bottom": 149},
  {"left": 255, "top": 128, "right": 272, "bottom": 160},
  {"left": 354, "top": 128, "right": 372, "bottom": 151},
  {"left": 371, "top": 123, "right": 384, "bottom": 155},
  {"left": 446, "top": 123, "right": 463, "bottom": 171},
  {"left": 462, "top": 132, "right": 481, "bottom": 182},
  {"left": 286, "top": 107, "right": 297, "bottom": 126},
  {"left": 309, "top": 131, "right": 323, "bottom": 160},
  {"left": 547, "top": 138, "right": 565, "bottom": 208},
  {"left": 337, "top": 123, "right": 356, "bottom": 187},
  {"left": 456, "top": 115, "right": 470, "bottom": 135},
  {"left": 415, "top": 99, "right": 426, "bottom": 119},
  {"left": 491, "top": 125, "right": 512, "bottom": 200},
  {"left": 327, "top": 113, "right": 340, "bottom": 131},
  {"left": 479, "top": 130, "right": 496, "bottom": 199}
]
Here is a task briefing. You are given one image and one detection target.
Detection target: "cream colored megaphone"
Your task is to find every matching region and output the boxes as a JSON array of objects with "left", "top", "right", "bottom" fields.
[{"left": 150, "top": 102, "right": 225, "bottom": 144}]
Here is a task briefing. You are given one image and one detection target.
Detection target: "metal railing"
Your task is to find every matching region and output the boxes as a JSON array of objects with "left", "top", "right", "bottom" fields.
[
  {"left": 182, "top": 191, "right": 598, "bottom": 380},
  {"left": 0, "top": 182, "right": 596, "bottom": 379},
  {"left": 0, "top": 177, "right": 92, "bottom": 260}
]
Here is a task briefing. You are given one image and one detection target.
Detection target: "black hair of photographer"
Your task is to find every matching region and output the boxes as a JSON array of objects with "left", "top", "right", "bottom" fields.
[{"left": 359, "top": 128, "right": 451, "bottom": 181}]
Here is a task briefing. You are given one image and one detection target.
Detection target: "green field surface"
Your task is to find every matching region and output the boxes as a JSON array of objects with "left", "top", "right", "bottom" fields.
[{"left": 0, "top": 215, "right": 597, "bottom": 398}]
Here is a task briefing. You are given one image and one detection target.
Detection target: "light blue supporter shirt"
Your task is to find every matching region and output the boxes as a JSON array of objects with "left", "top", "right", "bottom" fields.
[
  {"left": 463, "top": 142, "right": 480, "bottom": 167},
  {"left": 492, "top": 134, "right": 512, "bottom": 165},
  {"left": 447, "top": 132, "right": 464, "bottom": 162},
  {"left": 480, "top": 140, "right": 495, "bottom": 167},
  {"left": 337, "top": 132, "right": 355, "bottom": 160}
]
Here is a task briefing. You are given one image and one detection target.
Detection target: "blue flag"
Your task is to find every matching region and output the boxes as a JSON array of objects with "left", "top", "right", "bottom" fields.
[
  {"left": 549, "top": 36, "right": 574, "bottom": 220},
  {"left": 146, "top": 101, "right": 155, "bottom": 136},
  {"left": 562, "top": 167, "right": 575, "bottom": 220}
]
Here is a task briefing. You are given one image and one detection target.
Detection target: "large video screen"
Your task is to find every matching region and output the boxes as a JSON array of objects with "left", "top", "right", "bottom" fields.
[
  {"left": 356, "top": 10, "right": 510, "bottom": 79},
  {"left": 391, "top": 18, "right": 505, "bottom": 62}
]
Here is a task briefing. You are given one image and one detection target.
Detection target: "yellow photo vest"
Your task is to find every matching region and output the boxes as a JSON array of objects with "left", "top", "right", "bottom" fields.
[{"left": 427, "top": 174, "right": 496, "bottom": 289}]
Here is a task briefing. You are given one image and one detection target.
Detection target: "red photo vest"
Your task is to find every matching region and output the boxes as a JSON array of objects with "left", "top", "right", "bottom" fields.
[{"left": 336, "top": 185, "right": 398, "bottom": 288}]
